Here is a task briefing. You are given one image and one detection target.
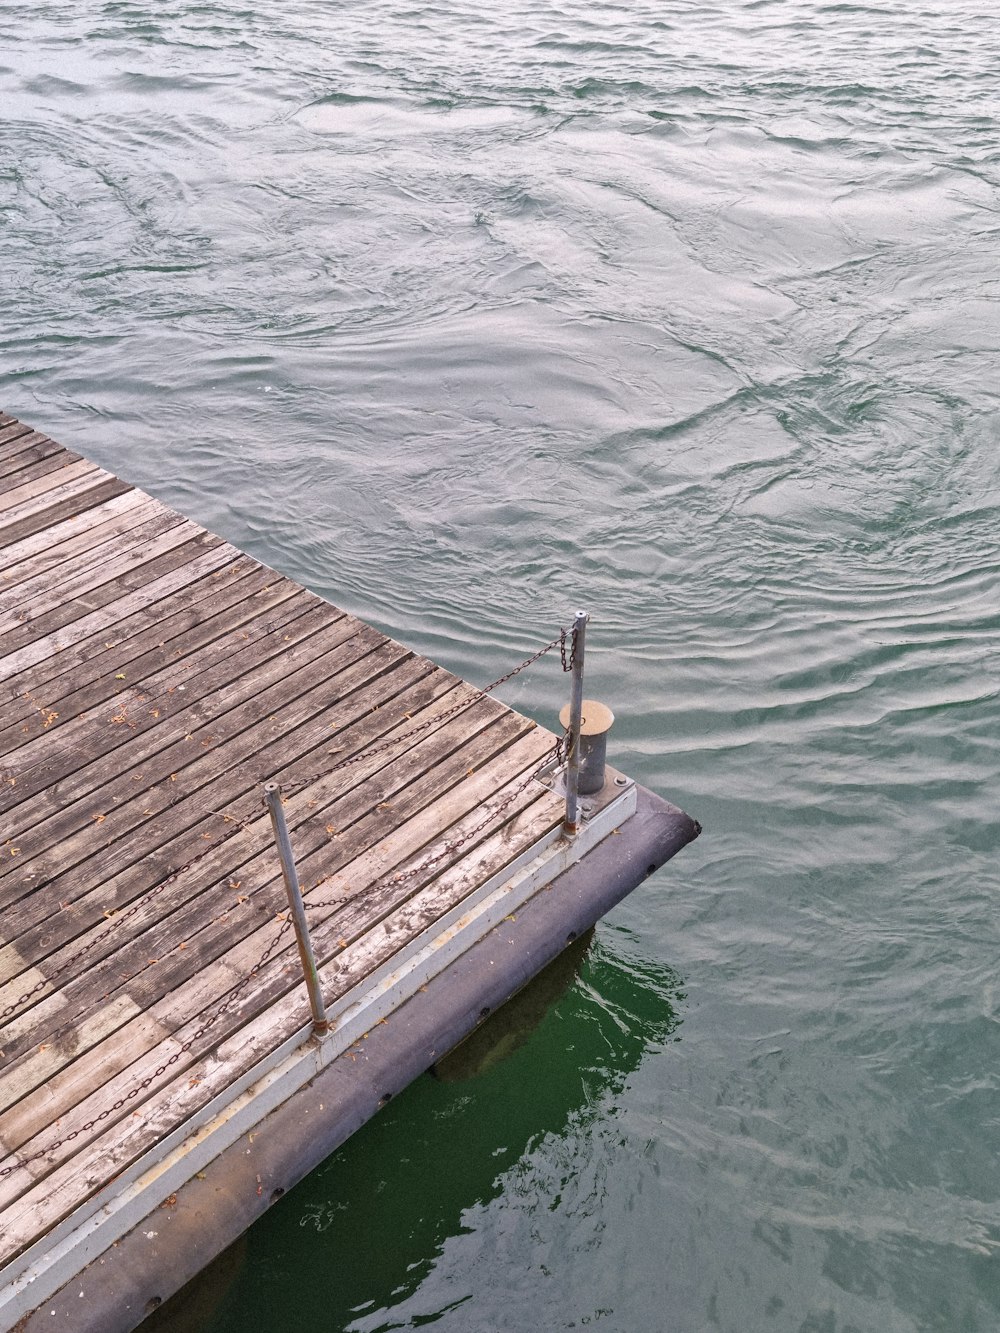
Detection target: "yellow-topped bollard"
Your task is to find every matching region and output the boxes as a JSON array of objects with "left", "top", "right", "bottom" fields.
[{"left": 559, "top": 699, "right": 615, "bottom": 797}]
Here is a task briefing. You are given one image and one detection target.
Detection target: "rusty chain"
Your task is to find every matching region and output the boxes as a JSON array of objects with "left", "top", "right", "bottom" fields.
[
  {"left": 280, "top": 623, "right": 575, "bottom": 798},
  {"left": 305, "top": 734, "right": 566, "bottom": 912},
  {"left": 0, "top": 915, "right": 291, "bottom": 1181},
  {"left": 0, "top": 860, "right": 195, "bottom": 1026},
  {"left": 1, "top": 621, "right": 577, "bottom": 1030},
  {"left": 1, "top": 881, "right": 275, "bottom": 1063},
  {"left": 0, "top": 620, "right": 579, "bottom": 1177}
]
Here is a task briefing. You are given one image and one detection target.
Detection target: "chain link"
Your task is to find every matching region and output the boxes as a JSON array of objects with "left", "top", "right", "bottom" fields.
[
  {"left": 0, "top": 860, "right": 195, "bottom": 1026},
  {"left": 3, "top": 885, "right": 271, "bottom": 1062},
  {"left": 0, "top": 621, "right": 578, "bottom": 1179},
  {"left": 0, "top": 916, "right": 291, "bottom": 1180},
  {"left": 281, "top": 624, "right": 575, "bottom": 799},
  {"left": 306, "top": 736, "right": 564, "bottom": 912}
]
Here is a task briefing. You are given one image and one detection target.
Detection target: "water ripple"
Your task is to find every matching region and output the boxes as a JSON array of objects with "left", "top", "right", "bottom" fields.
[{"left": 1, "top": 1, "right": 998, "bottom": 1328}]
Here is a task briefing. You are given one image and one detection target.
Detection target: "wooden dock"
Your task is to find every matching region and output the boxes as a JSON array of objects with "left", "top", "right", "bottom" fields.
[{"left": 0, "top": 415, "right": 697, "bottom": 1330}]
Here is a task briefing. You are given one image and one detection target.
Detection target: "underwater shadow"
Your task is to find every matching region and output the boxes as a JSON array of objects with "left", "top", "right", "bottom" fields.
[{"left": 158, "top": 930, "right": 684, "bottom": 1332}]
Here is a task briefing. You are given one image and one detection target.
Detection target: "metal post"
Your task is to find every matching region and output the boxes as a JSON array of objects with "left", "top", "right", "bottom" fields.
[
  {"left": 564, "top": 609, "right": 589, "bottom": 833},
  {"left": 263, "top": 782, "right": 329, "bottom": 1034}
]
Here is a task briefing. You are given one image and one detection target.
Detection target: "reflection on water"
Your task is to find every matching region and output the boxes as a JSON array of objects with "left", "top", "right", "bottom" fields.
[
  {"left": 195, "top": 936, "right": 683, "bottom": 1331},
  {"left": 432, "top": 930, "right": 596, "bottom": 1082}
]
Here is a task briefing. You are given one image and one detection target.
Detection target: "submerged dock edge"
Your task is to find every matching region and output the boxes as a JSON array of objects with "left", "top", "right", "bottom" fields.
[{"left": 18, "top": 786, "right": 698, "bottom": 1333}]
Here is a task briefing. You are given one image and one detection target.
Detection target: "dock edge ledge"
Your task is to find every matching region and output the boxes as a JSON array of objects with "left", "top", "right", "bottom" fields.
[{"left": 0, "top": 780, "right": 686, "bottom": 1329}]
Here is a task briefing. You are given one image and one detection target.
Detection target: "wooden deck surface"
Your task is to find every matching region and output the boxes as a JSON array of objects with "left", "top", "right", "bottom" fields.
[{"left": 0, "top": 415, "right": 572, "bottom": 1279}]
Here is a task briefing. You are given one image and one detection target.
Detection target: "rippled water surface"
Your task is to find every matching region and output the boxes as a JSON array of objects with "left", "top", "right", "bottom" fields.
[{"left": 3, "top": 2, "right": 999, "bottom": 1329}]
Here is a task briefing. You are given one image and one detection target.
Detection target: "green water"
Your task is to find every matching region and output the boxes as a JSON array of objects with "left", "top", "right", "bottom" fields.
[{"left": 2, "top": 2, "right": 999, "bottom": 1329}]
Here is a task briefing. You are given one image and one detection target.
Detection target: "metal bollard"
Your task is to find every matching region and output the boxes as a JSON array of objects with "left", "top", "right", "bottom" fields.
[
  {"left": 559, "top": 699, "right": 614, "bottom": 796},
  {"left": 263, "top": 782, "right": 330, "bottom": 1035}
]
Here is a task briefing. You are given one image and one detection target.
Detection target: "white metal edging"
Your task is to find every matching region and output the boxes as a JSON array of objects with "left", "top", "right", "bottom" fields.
[{"left": 0, "top": 782, "right": 635, "bottom": 1324}]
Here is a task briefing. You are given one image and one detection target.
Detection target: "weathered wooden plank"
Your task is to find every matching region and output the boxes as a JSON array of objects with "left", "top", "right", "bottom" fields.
[
  {"left": 0, "top": 541, "right": 238, "bottom": 685},
  {"left": 0, "top": 649, "right": 470, "bottom": 954},
  {"left": 0, "top": 614, "right": 401, "bottom": 895},
  {"left": 0, "top": 458, "right": 104, "bottom": 517},
  {"left": 0, "top": 593, "right": 344, "bottom": 827},
  {"left": 0, "top": 425, "right": 52, "bottom": 452},
  {"left": 0, "top": 780, "right": 565, "bottom": 1233},
  {"left": 0, "top": 722, "right": 539, "bottom": 1221},
  {"left": 0, "top": 667, "right": 452, "bottom": 1116},
  {"left": 0, "top": 767, "right": 565, "bottom": 1274},
  {"left": 0, "top": 488, "right": 151, "bottom": 579},
  {"left": 315, "top": 782, "right": 564, "bottom": 1000},
  {"left": 0, "top": 602, "right": 364, "bottom": 896},
  {"left": 0, "top": 694, "right": 532, "bottom": 1072},
  {"left": 0, "top": 509, "right": 193, "bottom": 628},
  {"left": 0, "top": 525, "right": 222, "bottom": 658},
  {"left": 0, "top": 426, "right": 45, "bottom": 461},
  {"left": 0, "top": 1004, "right": 171, "bottom": 1169},
  {"left": 0, "top": 439, "right": 77, "bottom": 483},
  {"left": 0, "top": 496, "right": 165, "bottom": 605},
  {"left": 0, "top": 552, "right": 263, "bottom": 704},
  {"left": 0, "top": 778, "right": 570, "bottom": 1274},
  {"left": 0, "top": 649, "right": 443, "bottom": 994},
  {"left": 296, "top": 730, "right": 556, "bottom": 950},
  {"left": 0, "top": 650, "right": 455, "bottom": 1015},
  {"left": 0, "top": 475, "right": 133, "bottom": 549},
  {"left": 0, "top": 560, "right": 292, "bottom": 749},
  {"left": 0, "top": 450, "right": 84, "bottom": 494},
  {"left": 0, "top": 494, "right": 173, "bottom": 606},
  {"left": 228, "top": 767, "right": 562, "bottom": 1052},
  {"left": 170, "top": 710, "right": 546, "bottom": 989},
  {"left": 0, "top": 727, "right": 554, "bottom": 1231}
]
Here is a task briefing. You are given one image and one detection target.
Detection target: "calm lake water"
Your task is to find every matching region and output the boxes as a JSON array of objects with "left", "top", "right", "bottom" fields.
[{"left": 2, "top": 1, "right": 999, "bottom": 1329}]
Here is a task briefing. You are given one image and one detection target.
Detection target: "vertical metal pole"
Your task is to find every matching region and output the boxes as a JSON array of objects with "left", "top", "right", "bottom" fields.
[
  {"left": 263, "top": 782, "right": 329, "bottom": 1034},
  {"left": 564, "top": 609, "right": 589, "bottom": 833}
]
